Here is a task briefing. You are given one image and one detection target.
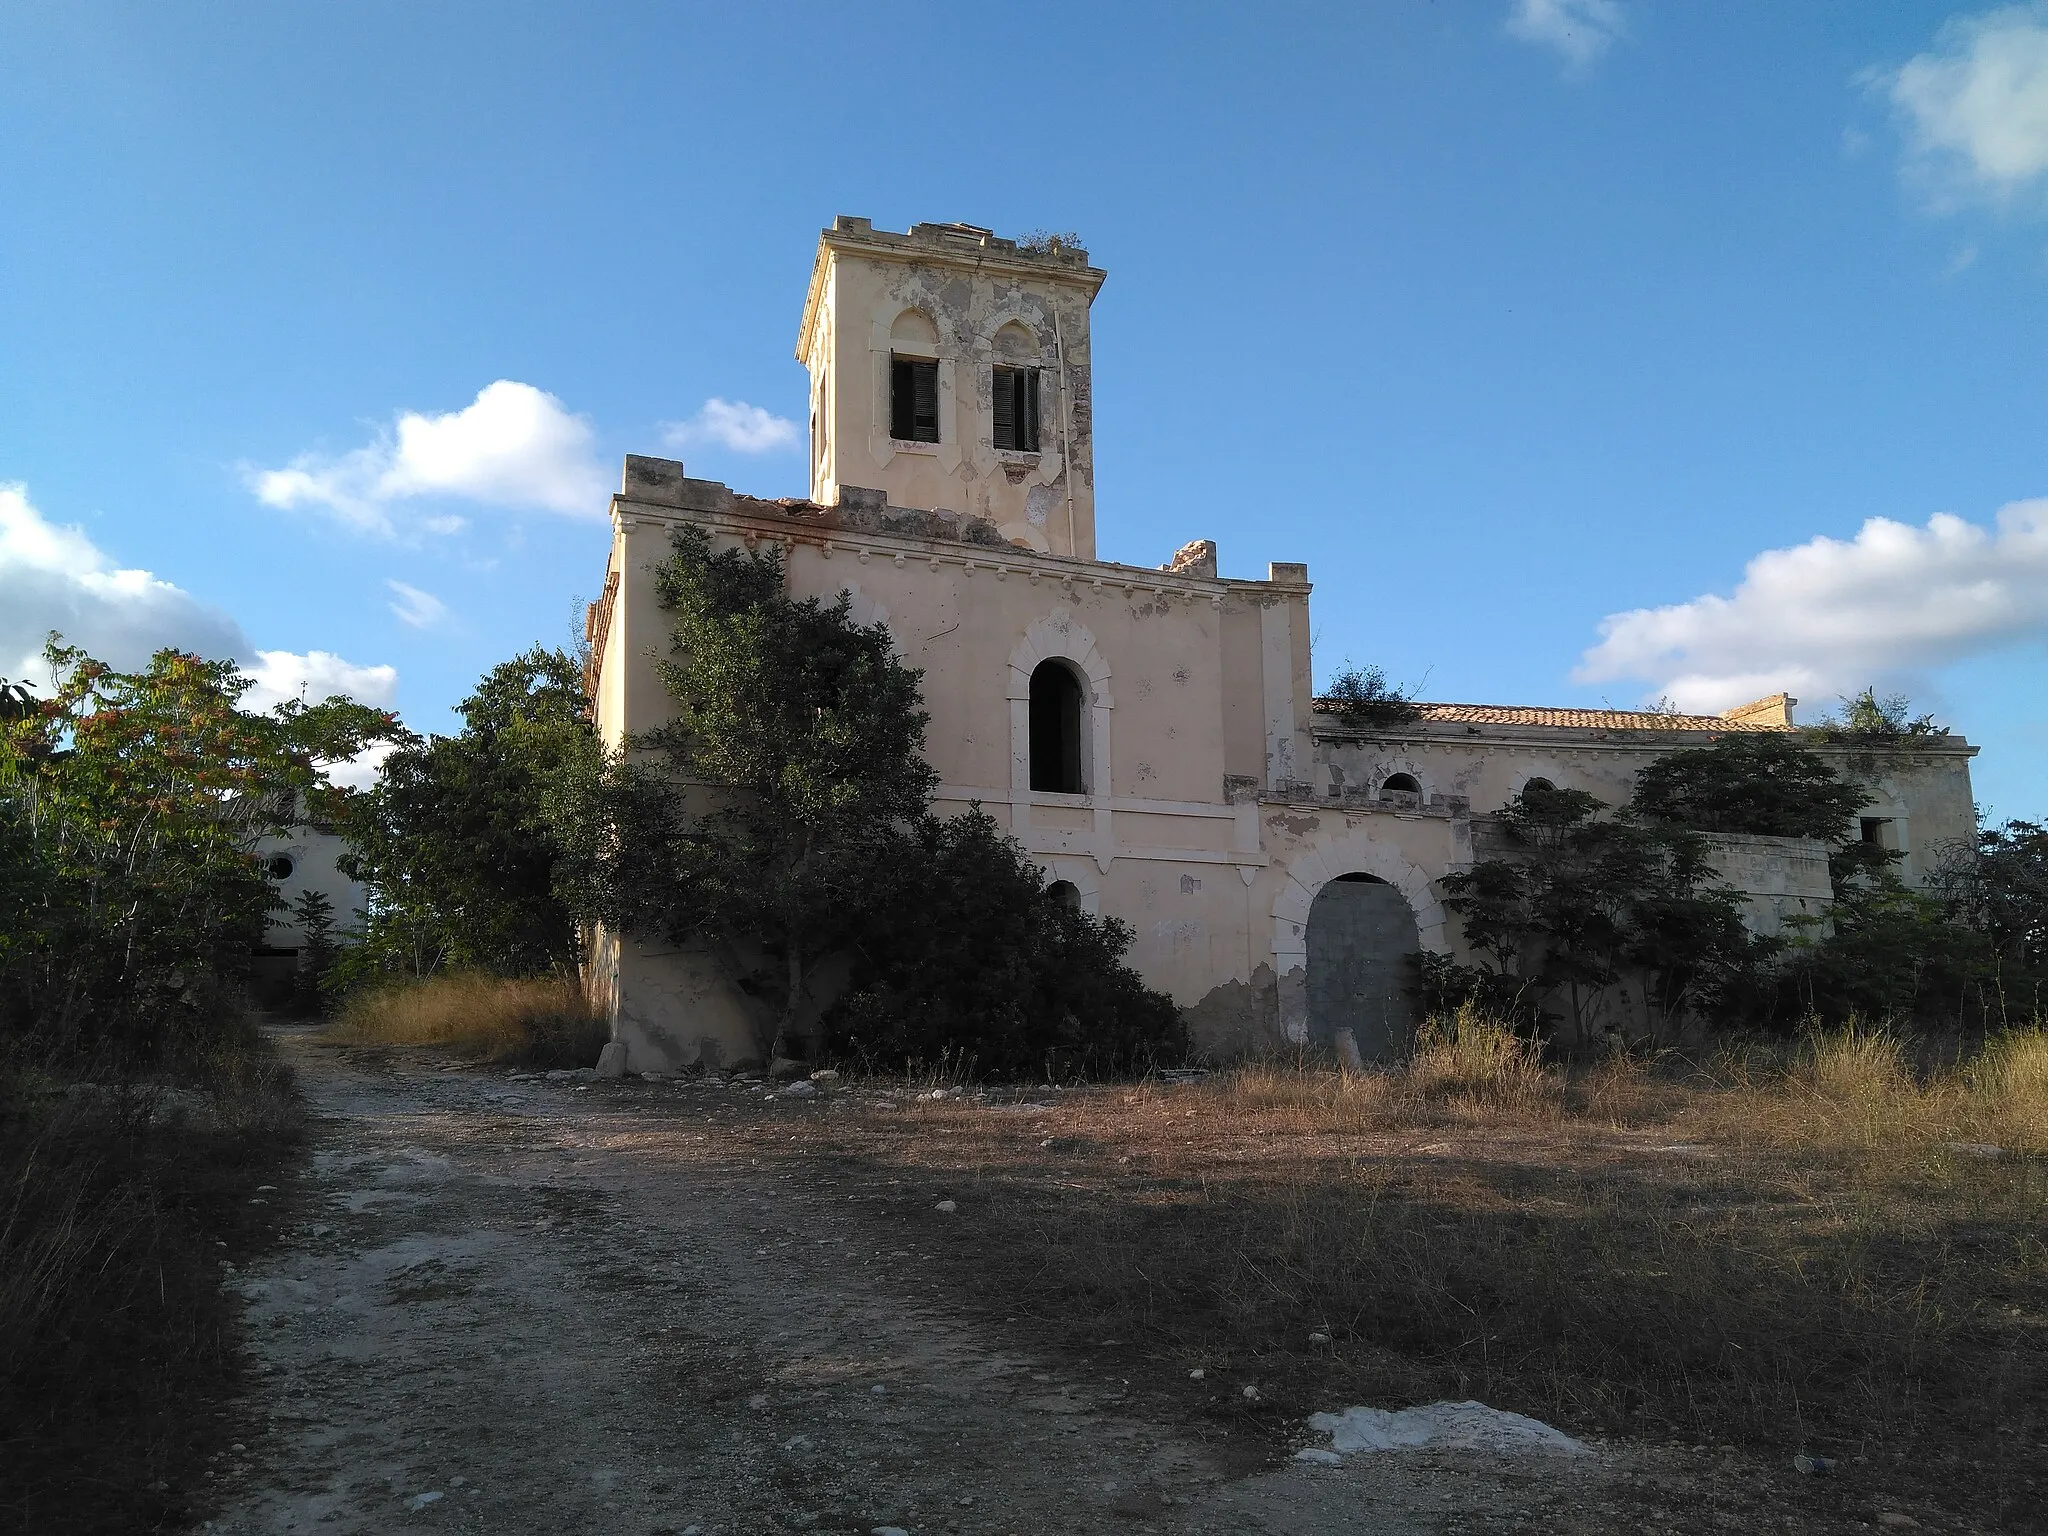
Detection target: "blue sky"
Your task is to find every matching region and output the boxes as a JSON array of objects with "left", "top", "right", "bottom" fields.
[{"left": 3, "top": 1, "right": 2045, "bottom": 820}]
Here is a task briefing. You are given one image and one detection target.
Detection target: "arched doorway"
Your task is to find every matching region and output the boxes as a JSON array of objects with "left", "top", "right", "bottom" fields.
[{"left": 1305, "top": 872, "right": 1420, "bottom": 1060}]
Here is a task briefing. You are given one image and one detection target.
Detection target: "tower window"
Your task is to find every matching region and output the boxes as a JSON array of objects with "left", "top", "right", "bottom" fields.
[
  {"left": 890, "top": 355, "right": 939, "bottom": 443},
  {"left": 993, "top": 366, "right": 1040, "bottom": 453},
  {"left": 1029, "top": 659, "right": 1085, "bottom": 794}
]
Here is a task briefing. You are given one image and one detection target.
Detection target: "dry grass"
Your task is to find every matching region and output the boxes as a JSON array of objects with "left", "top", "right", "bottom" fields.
[
  {"left": 779, "top": 1019, "right": 2047, "bottom": 1525},
  {"left": 326, "top": 974, "right": 608, "bottom": 1067},
  {"left": 0, "top": 1029, "right": 302, "bottom": 1534}
]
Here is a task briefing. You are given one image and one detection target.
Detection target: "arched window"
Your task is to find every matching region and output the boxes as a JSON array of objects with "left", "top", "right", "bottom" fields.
[
  {"left": 1029, "top": 659, "right": 1085, "bottom": 794},
  {"left": 1379, "top": 773, "right": 1421, "bottom": 801},
  {"left": 1047, "top": 879, "right": 1081, "bottom": 911},
  {"left": 1523, "top": 776, "right": 1555, "bottom": 793}
]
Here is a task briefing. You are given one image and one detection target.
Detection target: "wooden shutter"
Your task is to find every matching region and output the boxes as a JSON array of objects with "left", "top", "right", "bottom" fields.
[
  {"left": 1024, "top": 369, "right": 1041, "bottom": 454},
  {"left": 914, "top": 361, "right": 939, "bottom": 441},
  {"left": 993, "top": 366, "right": 1016, "bottom": 450}
]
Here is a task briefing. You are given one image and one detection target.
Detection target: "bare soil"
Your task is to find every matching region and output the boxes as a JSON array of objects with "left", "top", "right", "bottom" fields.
[{"left": 200, "top": 1033, "right": 2008, "bottom": 1535}]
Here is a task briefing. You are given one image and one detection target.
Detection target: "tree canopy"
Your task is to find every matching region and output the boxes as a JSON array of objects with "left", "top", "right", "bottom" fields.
[
  {"left": 1, "top": 638, "right": 394, "bottom": 1059},
  {"left": 335, "top": 646, "right": 595, "bottom": 984},
  {"left": 1630, "top": 733, "right": 1867, "bottom": 841}
]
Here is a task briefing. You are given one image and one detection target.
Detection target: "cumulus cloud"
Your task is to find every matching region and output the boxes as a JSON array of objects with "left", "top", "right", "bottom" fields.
[
  {"left": 1577, "top": 500, "right": 2048, "bottom": 714},
  {"left": 1506, "top": 0, "right": 1625, "bottom": 71},
  {"left": 385, "top": 579, "right": 448, "bottom": 629},
  {"left": 3, "top": 481, "right": 247, "bottom": 682},
  {"left": 1883, "top": 4, "right": 2048, "bottom": 206},
  {"left": 661, "top": 398, "right": 802, "bottom": 455},
  {"left": 248, "top": 380, "right": 609, "bottom": 535},
  {"left": 1, "top": 482, "right": 397, "bottom": 736}
]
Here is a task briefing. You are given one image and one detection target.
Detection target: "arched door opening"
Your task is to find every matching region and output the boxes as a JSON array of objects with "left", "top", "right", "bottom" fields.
[
  {"left": 1305, "top": 871, "right": 1420, "bottom": 1061},
  {"left": 1029, "top": 659, "right": 1085, "bottom": 793}
]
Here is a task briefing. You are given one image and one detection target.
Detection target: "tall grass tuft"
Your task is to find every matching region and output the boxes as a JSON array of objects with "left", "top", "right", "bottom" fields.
[
  {"left": 1966, "top": 1026, "right": 2048, "bottom": 1151},
  {"left": 1798, "top": 1021, "right": 1910, "bottom": 1102},
  {"left": 327, "top": 974, "right": 608, "bottom": 1067},
  {"left": 1406, "top": 1003, "right": 1551, "bottom": 1108}
]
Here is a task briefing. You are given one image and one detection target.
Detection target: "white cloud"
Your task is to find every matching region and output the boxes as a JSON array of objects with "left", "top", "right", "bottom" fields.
[
  {"left": 661, "top": 398, "right": 802, "bottom": 455},
  {"left": 1, "top": 482, "right": 397, "bottom": 742},
  {"left": 385, "top": 579, "right": 448, "bottom": 629},
  {"left": 324, "top": 739, "right": 398, "bottom": 793},
  {"left": 1577, "top": 500, "right": 2048, "bottom": 714},
  {"left": 248, "top": 380, "right": 609, "bottom": 535},
  {"left": 2, "top": 481, "right": 247, "bottom": 682},
  {"left": 1506, "top": 0, "right": 1625, "bottom": 71},
  {"left": 239, "top": 648, "right": 399, "bottom": 712},
  {"left": 1884, "top": 4, "right": 2048, "bottom": 206}
]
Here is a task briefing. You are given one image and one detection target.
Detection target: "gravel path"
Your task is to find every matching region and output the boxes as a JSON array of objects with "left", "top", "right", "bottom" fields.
[{"left": 200, "top": 1033, "right": 1884, "bottom": 1536}]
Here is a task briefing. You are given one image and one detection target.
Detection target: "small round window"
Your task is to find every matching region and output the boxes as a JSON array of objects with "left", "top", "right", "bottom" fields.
[{"left": 265, "top": 854, "right": 296, "bottom": 880}]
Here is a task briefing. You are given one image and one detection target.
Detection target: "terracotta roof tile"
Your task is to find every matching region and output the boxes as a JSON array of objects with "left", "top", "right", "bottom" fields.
[{"left": 1310, "top": 700, "right": 1791, "bottom": 732}]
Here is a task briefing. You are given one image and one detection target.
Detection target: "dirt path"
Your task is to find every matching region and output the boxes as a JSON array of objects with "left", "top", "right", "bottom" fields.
[{"left": 199, "top": 1035, "right": 1833, "bottom": 1535}]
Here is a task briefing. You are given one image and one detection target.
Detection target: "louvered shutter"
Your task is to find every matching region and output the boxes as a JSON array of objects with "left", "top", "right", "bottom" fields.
[
  {"left": 993, "top": 366, "right": 1016, "bottom": 449},
  {"left": 1024, "top": 369, "right": 1041, "bottom": 453},
  {"left": 912, "top": 360, "right": 939, "bottom": 441}
]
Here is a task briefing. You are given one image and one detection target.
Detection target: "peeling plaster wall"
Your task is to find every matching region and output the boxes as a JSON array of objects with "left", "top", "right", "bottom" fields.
[{"left": 798, "top": 219, "right": 1105, "bottom": 559}]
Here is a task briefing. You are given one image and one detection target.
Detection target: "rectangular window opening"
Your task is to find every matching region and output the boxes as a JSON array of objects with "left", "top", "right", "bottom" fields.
[
  {"left": 890, "top": 356, "right": 940, "bottom": 443},
  {"left": 993, "top": 365, "right": 1040, "bottom": 454}
]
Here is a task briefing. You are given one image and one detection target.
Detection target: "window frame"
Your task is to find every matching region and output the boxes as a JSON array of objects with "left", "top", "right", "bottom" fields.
[{"left": 992, "top": 364, "right": 1041, "bottom": 454}]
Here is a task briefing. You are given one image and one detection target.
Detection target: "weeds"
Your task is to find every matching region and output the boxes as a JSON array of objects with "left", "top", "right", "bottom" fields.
[
  {"left": 797, "top": 1014, "right": 2046, "bottom": 1524},
  {"left": 325, "top": 974, "right": 607, "bottom": 1067}
]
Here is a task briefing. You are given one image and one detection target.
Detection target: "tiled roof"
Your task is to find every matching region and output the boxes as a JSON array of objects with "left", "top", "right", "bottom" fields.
[{"left": 1310, "top": 700, "right": 1792, "bottom": 732}]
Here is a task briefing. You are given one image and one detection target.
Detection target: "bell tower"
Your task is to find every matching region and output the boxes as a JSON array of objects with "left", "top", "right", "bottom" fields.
[{"left": 796, "top": 217, "right": 1106, "bottom": 559}]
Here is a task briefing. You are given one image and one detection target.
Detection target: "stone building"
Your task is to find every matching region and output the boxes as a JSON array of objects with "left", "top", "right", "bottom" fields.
[{"left": 583, "top": 217, "right": 1979, "bottom": 1070}]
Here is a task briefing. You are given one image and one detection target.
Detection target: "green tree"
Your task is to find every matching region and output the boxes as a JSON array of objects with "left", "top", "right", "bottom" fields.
[
  {"left": 555, "top": 528, "right": 934, "bottom": 1060},
  {"left": 1439, "top": 784, "right": 1765, "bottom": 1044},
  {"left": 1630, "top": 733, "right": 1867, "bottom": 840},
  {"left": 0, "top": 639, "right": 393, "bottom": 1060},
  {"left": 336, "top": 647, "right": 595, "bottom": 983},
  {"left": 1322, "top": 662, "right": 1422, "bottom": 729},
  {"left": 289, "top": 888, "right": 340, "bottom": 1017}
]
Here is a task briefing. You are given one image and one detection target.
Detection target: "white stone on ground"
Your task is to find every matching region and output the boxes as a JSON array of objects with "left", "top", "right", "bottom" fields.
[{"left": 1305, "top": 1401, "right": 1590, "bottom": 1457}]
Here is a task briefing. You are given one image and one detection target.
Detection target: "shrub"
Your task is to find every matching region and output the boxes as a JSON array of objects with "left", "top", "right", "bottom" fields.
[{"left": 826, "top": 808, "right": 1186, "bottom": 1078}]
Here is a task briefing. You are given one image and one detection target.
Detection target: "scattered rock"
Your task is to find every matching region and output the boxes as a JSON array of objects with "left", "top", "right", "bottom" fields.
[
  {"left": 1306, "top": 1401, "right": 1589, "bottom": 1457},
  {"left": 1308, "top": 1331, "right": 1330, "bottom": 1346},
  {"left": 448, "top": 1475, "right": 466, "bottom": 1487},
  {"left": 405, "top": 1491, "right": 443, "bottom": 1511},
  {"left": 808, "top": 1068, "right": 840, "bottom": 1081},
  {"left": 1877, "top": 1515, "right": 1921, "bottom": 1530},
  {"left": 594, "top": 1042, "right": 628, "bottom": 1079},
  {"left": 870, "top": 1384, "right": 888, "bottom": 1396},
  {"left": 1242, "top": 1385, "right": 1262, "bottom": 1402},
  {"left": 1793, "top": 1451, "right": 1835, "bottom": 1476},
  {"left": 1189, "top": 1369, "right": 1204, "bottom": 1380},
  {"left": 1294, "top": 1447, "right": 1342, "bottom": 1466},
  {"left": 781, "top": 1081, "right": 818, "bottom": 1099},
  {"left": 872, "top": 1527, "right": 910, "bottom": 1536},
  {"left": 767, "top": 1056, "right": 808, "bottom": 1080},
  {"left": 934, "top": 1199, "right": 957, "bottom": 1213}
]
